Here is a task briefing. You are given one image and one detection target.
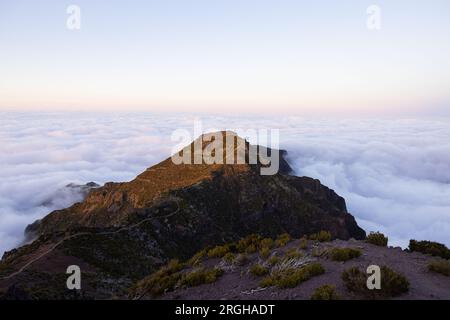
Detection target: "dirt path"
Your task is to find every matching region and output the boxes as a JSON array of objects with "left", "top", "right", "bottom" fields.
[{"left": 0, "top": 200, "right": 181, "bottom": 281}]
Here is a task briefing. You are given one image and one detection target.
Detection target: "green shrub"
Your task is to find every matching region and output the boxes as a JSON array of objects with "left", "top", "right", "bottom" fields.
[
  {"left": 207, "top": 245, "right": 231, "bottom": 258},
  {"left": 309, "top": 231, "right": 332, "bottom": 242},
  {"left": 250, "top": 263, "right": 269, "bottom": 277},
  {"left": 181, "top": 267, "right": 224, "bottom": 287},
  {"left": 366, "top": 232, "right": 388, "bottom": 247},
  {"left": 133, "top": 259, "right": 185, "bottom": 297},
  {"left": 329, "top": 248, "right": 362, "bottom": 262},
  {"left": 259, "top": 247, "right": 271, "bottom": 259},
  {"left": 260, "top": 263, "right": 325, "bottom": 289},
  {"left": 223, "top": 252, "right": 235, "bottom": 263},
  {"left": 187, "top": 249, "right": 208, "bottom": 266},
  {"left": 259, "top": 276, "right": 274, "bottom": 288},
  {"left": 260, "top": 238, "right": 274, "bottom": 249},
  {"left": 342, "top": 266, "right": 409, "bottom": 299},
  {"left": 267, "top": 256, "right": 280, "bottom": 266},
  {"left": 299, "top": 237, "right": 308, "bottom": 250},
  {"left": 310, "top": 285, "right": 340, "bottom": 300},
  {"left": 428, "top": 260, "right": 450, "bottom": 276},
  {"left": 166, "top": 259, "right": 185, "bottom": 272},
  {"left": 409, "top": 240, "right": 450, "bottom": 259},
  {"left": 245, "top": 244, "right": 257, "bottom": 254},
  {"left": 284, "top": 248, "right": 303, "bottom": 259},
  {"left": 236, "top": 234, "right": 263, "bottom": 253},
  {"left": 275, "top": 233, "right": 291, "bottom": 247}
]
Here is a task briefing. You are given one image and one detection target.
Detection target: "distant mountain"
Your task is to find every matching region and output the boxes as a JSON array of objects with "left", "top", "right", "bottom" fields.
[{"left": 0, "top": 131, "right": 365, "bottom": 299}]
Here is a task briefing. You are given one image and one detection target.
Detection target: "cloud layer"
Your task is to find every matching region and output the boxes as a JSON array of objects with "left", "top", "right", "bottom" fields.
[{"left": 1, "top": 113, "right": 449, "bottom": 255}]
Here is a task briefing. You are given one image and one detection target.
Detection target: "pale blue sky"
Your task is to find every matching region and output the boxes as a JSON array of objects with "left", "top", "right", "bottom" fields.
[{"left": 1, "top": 0, "right": 450, "bottom": 115}]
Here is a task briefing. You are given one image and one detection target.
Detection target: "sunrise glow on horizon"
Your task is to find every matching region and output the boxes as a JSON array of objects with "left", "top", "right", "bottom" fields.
[{"left": 1, "top": 0, "right": 450, "bottom": 115}]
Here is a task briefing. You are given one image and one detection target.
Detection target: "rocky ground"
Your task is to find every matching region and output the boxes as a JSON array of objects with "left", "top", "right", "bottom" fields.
[{"left": 152, "top": 238, "right": 450, "bottom": 300}]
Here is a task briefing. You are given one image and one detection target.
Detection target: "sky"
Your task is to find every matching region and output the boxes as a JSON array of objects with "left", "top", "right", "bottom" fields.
[{"left": 1, "top": 0, "right": 450, "bottom": 115}]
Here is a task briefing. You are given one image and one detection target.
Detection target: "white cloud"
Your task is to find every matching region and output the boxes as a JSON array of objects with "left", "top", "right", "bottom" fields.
[{"left": 0, "top": 113, "right": 449, "bottom": 255}]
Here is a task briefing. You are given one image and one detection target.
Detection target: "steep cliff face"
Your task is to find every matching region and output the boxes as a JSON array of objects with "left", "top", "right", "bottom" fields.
[{"left": 0, "top": 132, "right": 365, "bottom": 299}]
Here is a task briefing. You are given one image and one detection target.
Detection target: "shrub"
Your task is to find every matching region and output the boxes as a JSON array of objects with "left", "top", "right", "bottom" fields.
[
  {"left": 245, "top": 244, "right": 257, "bottom": 254},
  {"left": 223, "top": 252, "right": 235, "bottom": 263},
  {"left": 284, "top": 248, "right": 304, "bottom": 259},
  {"left": 259, "top": 276, "right": 274, "bottom": 288},
  {"left": 260, "top": 238, "right": 274, "bottom": 249},
  {"left": 166, "top": 259, "right": 185, "bottom": 272},
  {"left": 136, "top": 272, "right": 182, "bottom": 297},
  {"left": 342, "top": 266, "right": 409, "bottom": 299},
  {"left": 329, "top": 248, "right": 362, "bottom": 262},
  {"left": 267, "top": 256, "right": 280, "bottom": 266},
  {"left": 275, "top": 233, "right": 291, "bottom": 247},
  {"left": 207, "top": 245, "right": 231, "bottom": 258},
  {"left": 250, "top": 263, "right": 269, "bottom": 277},
  {"left": 299, "top": 237, "right": 308, "bottom": 250},
  {"left": 181, "top": 267, "right": 224, "bottom": 287},
  {"left": 428, "top": 260, "right": 450, "bottom": 276},
  {"left": 409, "top": 240, "right": 450, "bottom": 259},
  {"left": 187, "top": 249, "right": 208, "bottom": 266},
  {"left": 310, "top": 285, "right": 340, "bottom": 300},
  {"left": 309, "top": 231, "right": 332, "bottom": 242},
  {"left": 366, "top": 232, "right": 388, "bottom": 247},
  {"left": 236, "top": 234, "right": 263, "bottom": 253},
  {"left": 259, "top": 247, "right": 271, "bottom": 259},
  {"left": 133, "top": 259, "right": 185, "bottom": 297},
  {"left": 260, "top": 263, "right": 325, "bottom": 289}
]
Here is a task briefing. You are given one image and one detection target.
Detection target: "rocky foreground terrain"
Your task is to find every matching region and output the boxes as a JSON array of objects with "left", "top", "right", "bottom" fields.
[
  {"left": 140, "top": 235, "right": 450, "bottom": 300},
  {"left": 0, "top": 131, "right": 449, "bottom": 300}
]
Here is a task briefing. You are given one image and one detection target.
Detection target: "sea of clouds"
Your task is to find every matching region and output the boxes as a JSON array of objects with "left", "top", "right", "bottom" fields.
[{"left": 1, "top": 112, "right": 450, "bottom": 255}]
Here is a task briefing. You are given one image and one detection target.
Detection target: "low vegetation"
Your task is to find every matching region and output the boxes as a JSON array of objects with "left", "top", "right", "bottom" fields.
[
  {"left": 260, "top": 238, "right": 274, "bottom": 249},
  {"left": 409, "top": 240, "right": 450, "bottom": 259},
  {"left": 259, "top": 247, "right": 271, "bottom": 259},
  {"left": 309, "top": 231, "right": 332, "bottom": 242},
  {"left": 207, "top": 245, "right": 231, "bottom": 258},
  {"left": 284, "top": 248, "right": 303, "bottom": 259},
  {"left": 223, "top": 252, "right": 235, "bottom": 263},
  {"left": 275, "top": 233, "right": 291, "bottom": 247},
  {"left": 366, "top": 232, "right": 388, "bottom": 247},
  {"left": 267, "top": 256, "right": 280, "bottom": 266},
  {"left": 299, "top": 237, "right": 308, "bottom": 249},
  {"left": 428, "top": 260, "right": 450, "bottom": 276},
  {"left": 250, "top": 263, "right": 269, "bottom": 277},
  {"left": 310, "top": 285, "right": 340, "bottom": 300},
  {"left": 329, "top": 247, "right": 362, "bottom": 262},
  {"left": 236, "top": 234, "right": 263, "bottom": 253},
  {"left": 132, "top": 259, "right": 225, "bottom": 298},
  {"left": 187, "top": 248, "right": 208, "bottom": 267},
  {"left": 132, "top": 259, "right": 185, "bottom": 297},
  {"left": 181, "top": 267, "right": 224, "bottom": 287},
  {"left": 342, "top": 266, "right": 409, "bottom": 299},
  {"left": 260, "top": 263, "right": 325, "bottom": 289}
]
